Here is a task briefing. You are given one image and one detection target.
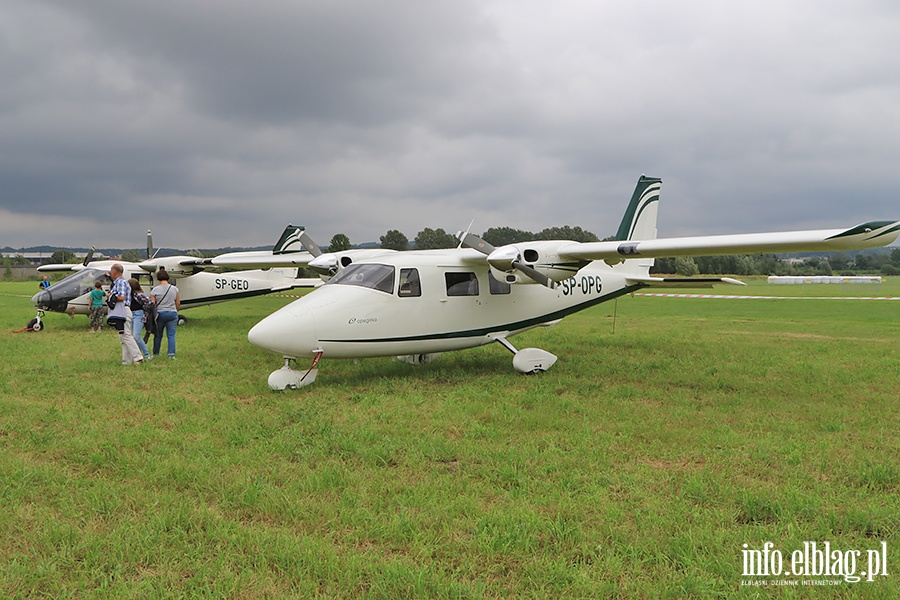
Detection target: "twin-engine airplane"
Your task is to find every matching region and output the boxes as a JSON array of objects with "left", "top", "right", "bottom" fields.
[
  {"left": 31, "top": 231, "right": 320, "bottom": 331},
  {"left": 204, "top": 176, "right": 899, "bottom": 390}
]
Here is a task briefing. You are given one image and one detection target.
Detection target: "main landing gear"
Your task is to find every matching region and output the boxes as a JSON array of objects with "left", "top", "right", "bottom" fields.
[
  {"left": 492, "top": 336, "right": 557, "bottom": 374},
  {"left": 267, "top": 351, "right": 323, "bottom": 391}
]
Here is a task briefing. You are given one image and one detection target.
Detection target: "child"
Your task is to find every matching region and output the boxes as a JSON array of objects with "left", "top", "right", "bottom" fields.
[{"left": 88, "top": 280, "right": 106, "bottom": 333}]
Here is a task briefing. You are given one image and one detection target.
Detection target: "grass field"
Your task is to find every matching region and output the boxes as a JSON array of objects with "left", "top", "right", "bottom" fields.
[{"left": 1, "top": 278, "right": 897, "bottom": 598}]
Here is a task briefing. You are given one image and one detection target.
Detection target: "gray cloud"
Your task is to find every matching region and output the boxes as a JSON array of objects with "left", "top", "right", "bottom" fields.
[{"left": 2, "top": 0, "right": 898, "bottom": 250}]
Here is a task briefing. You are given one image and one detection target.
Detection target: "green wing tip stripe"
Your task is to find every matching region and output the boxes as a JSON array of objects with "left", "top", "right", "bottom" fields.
[
  {"left": 871, "top": 223, "right": 900, "bottom": 239},
  {"left": 827, "top": 221, "right": 897, "bottom": 240}
]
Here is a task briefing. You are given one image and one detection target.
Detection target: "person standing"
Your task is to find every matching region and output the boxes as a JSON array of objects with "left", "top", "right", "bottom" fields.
[
  {"left": 39, "top": 275, "right": 51, "bottom": 290},
  {"left": 150, "top": 269, "right": 181, "bottom": 359},
  {"left": 88, "top": 280, "right": 106, "bottom": 333},
  {"left": 128, "top": 278, "right": 152, "bottom": 361},
  {"left": 107, "top": 264, "right": 143, "bottom": 365}
]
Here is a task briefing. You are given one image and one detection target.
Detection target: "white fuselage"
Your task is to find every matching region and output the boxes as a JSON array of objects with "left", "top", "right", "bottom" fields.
[
  {"left": 34, "top": 259, "right": 314, "bottom": 316},
  {"left": 248, "top": 249, "right": 641, "bottom": 360}
]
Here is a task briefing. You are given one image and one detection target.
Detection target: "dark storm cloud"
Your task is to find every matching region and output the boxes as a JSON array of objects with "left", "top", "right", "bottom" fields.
[{"left": 1, "top": 0, "right": 898, "bottom": 249}]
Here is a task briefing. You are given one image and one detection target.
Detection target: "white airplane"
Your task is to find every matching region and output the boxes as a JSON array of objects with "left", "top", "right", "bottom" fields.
[
  {"left": 30, "top": 230, "right": 321, "bottom": 330},
  {"left": 205, "top": 176, "right": 899, "bottom": 389}
]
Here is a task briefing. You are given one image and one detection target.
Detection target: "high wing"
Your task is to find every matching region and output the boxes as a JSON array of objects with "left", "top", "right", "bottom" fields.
[
  {"left": 202, "top": 225, "right": 396, "bottom": 278},
  {"left": 176, "top": 225, "right": 320, "bottom": 269},
  {"left": 198, "top": 250, "right": 317, "bottom": 269},
  {"left": 37, "top": 264, "right": 85, "bottom": 273},
  {"left": 559, "top": 221, "right": 900, "bottom": 264}
]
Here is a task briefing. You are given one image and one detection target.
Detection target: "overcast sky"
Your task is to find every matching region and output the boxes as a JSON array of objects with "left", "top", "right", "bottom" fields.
[{"left": 2, "top": 0, "right": 899, "bottom": 250}]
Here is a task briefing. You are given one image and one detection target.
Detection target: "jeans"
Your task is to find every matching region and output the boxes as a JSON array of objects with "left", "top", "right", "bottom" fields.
[
  {"left": 132, "top": 309, "right": 150, "bottom": 358},
  {"left": 153, "top": 310, "right": 178, "bottom": 357}
]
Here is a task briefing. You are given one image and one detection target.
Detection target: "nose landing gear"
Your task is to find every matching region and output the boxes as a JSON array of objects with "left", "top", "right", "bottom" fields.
[{"left": 267, "top": 351, "right": 323, "bottom": 390}]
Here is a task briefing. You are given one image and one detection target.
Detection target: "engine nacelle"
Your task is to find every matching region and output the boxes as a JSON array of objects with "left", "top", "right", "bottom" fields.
[
  {"left": 488, "top": 241, "right": 588, "bottom": 284},
  {"left": 139, "top": 256, "right": 200, "bottom": 277}
]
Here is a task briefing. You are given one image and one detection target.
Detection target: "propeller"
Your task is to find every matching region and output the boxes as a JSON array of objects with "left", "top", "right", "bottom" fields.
[
  {"left": 457, "top": 232, "right": 556, "bottom": 289},
  {"left": 82, "top": 246, "right": 95, "bottom": 267},
  {"left": 298, "top": 230, "right": 323, "bottom": 258},
  {"left": 147, "top": 230, "right": 153, "bottom": 259}
]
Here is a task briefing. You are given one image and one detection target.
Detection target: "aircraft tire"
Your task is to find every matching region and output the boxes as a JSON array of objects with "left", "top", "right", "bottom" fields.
[
  {"left": 29, "top": 318, "right": 42, "bottom": 331},
  {"left": 177, "top": 314, "right": 187, "bottom": 326}
]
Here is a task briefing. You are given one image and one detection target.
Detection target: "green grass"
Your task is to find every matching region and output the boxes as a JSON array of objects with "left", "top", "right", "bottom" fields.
[{"left": 0, "top": 279, "right": 897, "bottom": 598}]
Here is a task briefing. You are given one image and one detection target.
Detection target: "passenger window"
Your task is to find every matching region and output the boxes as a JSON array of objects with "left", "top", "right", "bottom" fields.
[
  {"left": 489, "top": 271, "right": 511, "bottom": 295},
  {"left": 445, "top": 272, "right": 479, "bottom": 296},
  {"left": 398, "top": 268, "right": 421, "bottom": 297}
]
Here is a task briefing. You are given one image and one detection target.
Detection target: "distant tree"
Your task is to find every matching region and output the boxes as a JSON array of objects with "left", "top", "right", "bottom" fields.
[
  {"left": 414, "top": 228, "right": 457, "bottom": 250},
  {"left": 829, "top": 253, "right": 851, "bottom": 271},
  {"left": 10, "top": 254, "right": 30, "bottom": 266},
  {"left": 380, "top": 230, "right": 409, "bottom": 251},
  {"left": 49, "top": 249, "right": 76, "bottom": 264},
  {"left": 534, "top": 226, "right": 599, "bottom": 243},
  {"left": 480, "top": 227, "right": 535, "bottom": 246},
  {"left": 892, "top": 248, "right": 900, "bottom": 266},
  {"left": 881, "top": 264, "right": 900, "bottom": 276},
  {"left": 650, "top": 257, "right": 676, "bottom": 274},
  {"left": 327, "top": 234, "right": 351, "bottom": 253},
  {"left": 121, "top": 249, "right": 143, "bottom": 262},
  {"left": 674, "top": 256, "right": 699, "bottom": 276},
  {"left": 853, "top": 254, "right": 873, "bottom": 271}
]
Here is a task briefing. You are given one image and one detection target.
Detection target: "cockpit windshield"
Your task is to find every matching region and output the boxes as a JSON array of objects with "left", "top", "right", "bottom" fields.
[
  {"left": 47, "top": 268, "right": 111, "bottom": 298},
  {"left": 328, "top": 264, "right": 395, "bottom": 294},
  {"left": 34, "top": 268, "right": 112, "bottom": 312}
]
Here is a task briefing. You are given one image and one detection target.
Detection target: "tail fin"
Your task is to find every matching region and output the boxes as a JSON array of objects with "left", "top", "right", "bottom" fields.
[
  {"left": 273, "top": 225, "right": 322, "bottom": 256},
  {"left": 615, "top": 175, "right": 661, "bottom": 241},
  {"left": 614, "top": 175, "right": 661, "bottom": 273}
]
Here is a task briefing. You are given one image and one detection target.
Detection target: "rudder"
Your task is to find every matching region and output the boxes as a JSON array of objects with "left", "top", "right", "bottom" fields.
[{"left": 615, "top": 175, "right": 661, "bottom": 241}]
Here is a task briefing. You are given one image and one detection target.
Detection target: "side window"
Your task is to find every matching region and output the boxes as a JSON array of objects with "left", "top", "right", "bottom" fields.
[
  {"left": 445, "top": 272, "right": 479, "bottom": 297},
  {"left": 398, "top": 268, "right": 421, "bottom": 297},
  {"left": 489, "top": 271, "right": 511, "bottom": 295}
]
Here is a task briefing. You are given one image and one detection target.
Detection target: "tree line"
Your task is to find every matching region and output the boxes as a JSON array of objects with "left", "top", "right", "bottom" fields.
[{"left": 652, "top": 249, "right": 900, "bottom": 277}]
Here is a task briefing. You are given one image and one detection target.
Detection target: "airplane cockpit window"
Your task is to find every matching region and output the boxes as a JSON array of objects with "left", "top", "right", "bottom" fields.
[
  {"left": 398, "top": 268, "right": 421, "bottom": 297},
  {"left": 488, "top": 272, "right": 511, "bottom": 295},
  {"left": 329, "top": 264, "right": 395, "bottom": 294},
  {"left": 45, "top": 268, "right": 111, "bottom": 299},
  {"left": 445, "top": 272, "right": 479, "bottom": 296}
]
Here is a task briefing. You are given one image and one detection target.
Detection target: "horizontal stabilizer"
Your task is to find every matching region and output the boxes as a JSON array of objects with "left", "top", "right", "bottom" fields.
[
  {"left": 625, "top": 276, "right": 746, "bottom": 289},
  {"left": 560, "top": 220, "right": 900, "bottom": 263}
]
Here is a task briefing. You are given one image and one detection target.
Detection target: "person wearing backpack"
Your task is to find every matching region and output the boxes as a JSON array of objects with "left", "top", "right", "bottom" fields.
[
  {"left": 107, "top": 264, "right": 143, "bottom": 365},
  {"left": 128, "top": 278, "right": 153, "bottom": 361},
  {"left": 150, "top": 269, "right": 181, "bottom": 359}
]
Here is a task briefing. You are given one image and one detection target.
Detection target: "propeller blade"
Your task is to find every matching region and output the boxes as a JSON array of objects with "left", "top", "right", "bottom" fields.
[
  {"left": 513, "top": 260, "right": 556, "bottom": 289},
  {"left": 146, "top": 230, "right": 153, "bottom": 259},
  {"left": 458, "top": 232, "right": 496, "bottom": 255},
  {"left": 82, "top": 246, "right": 95, "bottom": 267},
  {"left": 299, "top": 231, "right": 323, "bottom": 257}
]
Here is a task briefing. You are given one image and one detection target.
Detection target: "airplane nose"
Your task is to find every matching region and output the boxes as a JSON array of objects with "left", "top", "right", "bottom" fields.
[
  {"left": 32, "top": 290, "right": 50, "bottom": 308},
  {"left": 248, "top": 301, "right": 319, "bottom": 358}
]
